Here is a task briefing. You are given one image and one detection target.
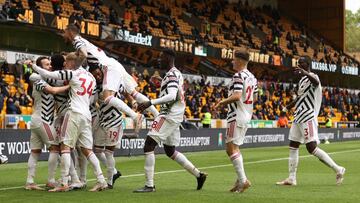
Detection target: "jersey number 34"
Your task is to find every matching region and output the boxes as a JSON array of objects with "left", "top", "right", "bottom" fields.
[{"left": 77, "top": 78, "right": 94, "bottom": 96}]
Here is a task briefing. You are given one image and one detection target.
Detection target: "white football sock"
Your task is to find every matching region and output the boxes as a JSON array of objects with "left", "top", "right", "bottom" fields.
[
  {"left": 87, "top": 152, "right": 105, "bottom": 183},
  {"left": 105, "top": 150, "right": 115, "bottom": 185},
  {"left": 26, "top": 152, "right": 40, "bottom": 184},
  {"left": 69, "top": 157, "right": 80, "bottom": 183},
  {"left": 289, "top": 147, "right": 299, "bottom": 181},
  {"left": 144, "top": 151, "right": 155, "bottom": 187},
  {"left": 60, "top": 152, "right": 71, "bottom": 185},
  {"left": 230, "top": 152, "right": 247, "bottom": 184},
  {"left": 105, "top": 95, "right": 137, "bottom": 119},
  {"left": 171, "top": 151, "right": 200, "bottom": 177},
  {"left": 132, "top": 92, "right": 159, "bottom": 117},
  {"left": 95, "top": 148, "right": 107, "bottom": 167},
  {"left": 47, "top": 152, "right": 59, "bottom": 183},
  {"left": 312, "top": 147, "right": 341, "bottom": 173},
  {"left": 77, "top": 151, "right": 88, "bottom": 183}
]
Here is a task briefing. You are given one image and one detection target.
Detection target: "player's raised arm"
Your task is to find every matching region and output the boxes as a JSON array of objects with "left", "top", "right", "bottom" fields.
[{"left": 32, "top": 64, "right": 73, "bottom": 81}]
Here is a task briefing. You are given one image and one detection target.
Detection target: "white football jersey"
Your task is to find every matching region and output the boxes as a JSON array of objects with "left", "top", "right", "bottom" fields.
[
  {"left": 45, "top": 78, "right": 69, "bottom": 116},
  {"left": 30, "top": 73, "right": 55, "bottom": 125},
  {"left": 91, "top": 84, "right": 124, "bottom": 129},
  {"left": 227, "top": 69, "right": 258, "bottom": 126},
  {"left": 293, "top": 72, "right": 322, "bottom": 124},
  {"left": 73, "top": 35, "right": 112, "bottom": 67},
  {"left": 158, "top": 67, "right": 185, "bottom": 123}
]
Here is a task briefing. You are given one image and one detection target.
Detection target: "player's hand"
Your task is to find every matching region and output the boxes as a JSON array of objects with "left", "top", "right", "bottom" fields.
[
  {"left": 294, "top": 67, "right": 306, "bottom": 76},
  {"left": 131, "top": 101, "right": 138, "bottom": 110},
  {"left": 137, "top": 101, "right": 151, "bottom": 112},
  {"left": 23, "top": 59, "right": 33, "bottom": 66}
]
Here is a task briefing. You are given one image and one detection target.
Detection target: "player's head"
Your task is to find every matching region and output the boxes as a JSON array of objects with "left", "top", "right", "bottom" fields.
[
  {"left": 64, "top": 52, "right": 84, "bottom": 70},
  {"left": 36, "top": 56, "right": 52, "bottom": 71},
  {"left": 298, "top": 55, "right": 311, "bottom": 71},
  {"left": 50, "top": 54, "right": 65, "bottom": 71},
  {"left": 160, "top": 48, "right": 176, "bottom": 69},
  {"left": 89, "top": 65, "right": 103, "bottom": 85},
  {"left": 63, "top": 23, "right": 80, "bottom": 43},
  {"left": 232, "top": 48, "right": 249, "bottom": 71}
]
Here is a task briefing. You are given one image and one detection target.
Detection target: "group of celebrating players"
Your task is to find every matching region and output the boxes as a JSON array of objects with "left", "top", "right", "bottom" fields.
[{"left": 23, "top": 23, "right": 345, "bottom": 193}]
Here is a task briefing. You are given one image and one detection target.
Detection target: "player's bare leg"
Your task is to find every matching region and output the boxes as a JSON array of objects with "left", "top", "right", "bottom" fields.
[
  {"left": 276, "top": 141, "right": 299, "bottom": 186},
  {"left": 226, "top": 142, "right": 250, "bottom": 193},
  {"left": 306, "top": 141, "right": 345, "bottom": 185},
  {"left": 134, "top": 136, "right": 157, "bottom": 193},
  {"left": 46, "top": 145, "right": 60, "bottom": 189},
  {"left": 81, "top": 147, "right": 107, "bottom": 192},
  {"left": 25, "top": 149, "right": 44, "bottom": 191},
  {"left": 164, "top": 144, "right": 207, "bottom": 190},
  {"left": 103, "top": 90, "right": 144, "bottom": 134}
]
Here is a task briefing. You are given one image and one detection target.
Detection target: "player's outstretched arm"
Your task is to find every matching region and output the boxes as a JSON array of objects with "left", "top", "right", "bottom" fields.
[
  {"left": 214, "top": 91, "right": 242, "bottom": 109},
  {"left": 32, "top": 64, "right": 72, "bottom": 81},
  {"left": 151, "top": 87, "right": 177, "bottom": 105},
  {"left": 137, "top": 88, "right": 177, "bottom": 112},
  {"left": 44, "top": 85, "right": 70, "bottom": 95}
]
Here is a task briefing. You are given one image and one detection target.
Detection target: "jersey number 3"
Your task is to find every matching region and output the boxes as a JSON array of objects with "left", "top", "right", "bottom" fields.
[{"left": 77, "top": 78, "right": 93, "bottom": 96}]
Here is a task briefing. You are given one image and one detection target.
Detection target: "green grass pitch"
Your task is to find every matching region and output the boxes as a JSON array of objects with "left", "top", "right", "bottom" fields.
[{"left": 0, "top": 141, "right": 359, "bottom": 203}]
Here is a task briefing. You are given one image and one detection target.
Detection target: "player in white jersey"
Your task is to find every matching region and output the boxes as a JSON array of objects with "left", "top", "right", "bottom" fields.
[
  {"left": 32, "top": 52, "right": 108, "bottom": 192},
  {"left": 215, "top": 49, "right": 257, "bottom": 193},
  {"left": 25, "top": 57, "right": 70, "bottom": 190},
  {"left": 276, "top": 56, "right": 345, "bottom": 186},
  {"left": 89, "top": 66, "right": 128, "bottom": 189},
  {"left": 48, "top": 54, "right": 86, "bottom": 190},
  {"left": 134, "top": 49, "right": 207, "bottom": 193},
  {"left": 62, "top": 24, "right": 159, "bottom": 134}
]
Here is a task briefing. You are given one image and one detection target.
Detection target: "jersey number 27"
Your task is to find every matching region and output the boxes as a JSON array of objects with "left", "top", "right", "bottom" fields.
[{"left": 244, "top": 85, "right": 254, "bottom": 104}]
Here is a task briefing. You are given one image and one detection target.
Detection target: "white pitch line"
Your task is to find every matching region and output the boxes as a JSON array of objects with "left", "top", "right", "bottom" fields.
[{"left": 1, "top": 148, "right": 359, "bottom": 191}]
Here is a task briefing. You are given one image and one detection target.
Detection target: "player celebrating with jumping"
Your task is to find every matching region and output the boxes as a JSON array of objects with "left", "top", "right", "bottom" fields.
[
  {"left": 276, "top": 56, "right": 345, "bottom": 186},
  {"left": 62, "top": 24, "right": 159, "bottom": 134},
  {"left": 215, "top": 48, "right": 258, "bottom": 193}
]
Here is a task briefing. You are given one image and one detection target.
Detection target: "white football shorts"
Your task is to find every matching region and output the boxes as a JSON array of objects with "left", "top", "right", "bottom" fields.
[
  {"left": 148, "top": 115, "right": 181, "bottom": 146},
  {"left": 225, "top": 121, "right": 248, "bottom": 146}
]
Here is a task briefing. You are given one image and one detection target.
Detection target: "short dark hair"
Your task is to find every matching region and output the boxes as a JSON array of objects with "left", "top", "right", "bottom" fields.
[
  {"left": 163, "top": 48, "right": 176, "bottom": 58},
  {"left": 298, "top": 55, "right": 312, "bottom": 66},
  {"left": 234, "top": 48, "right": 250, "bottom": 61},
  {"left": 88, "top": 63, "right": 101, "bottom": 73},
  {"left": 51, "top": 54, "right": 65, "bottom": 71},
  {"left": 36, "top": 56, "right": 49, "bottom": 68},
  {"left": 66, "top": 23, "right": 80, "bottom": 34}
]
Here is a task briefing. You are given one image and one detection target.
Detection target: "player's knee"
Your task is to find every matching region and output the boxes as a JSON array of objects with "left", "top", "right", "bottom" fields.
[
  {"left": 105, "top": 146, "right": 115, "bottom": 151},
  {"left": 289, "top": 140, "right": 301, "bottom": 149},
  {"left": 163, "top": 145, "right": 175, "bottom": 157},
  {"left": 49, "top": 145, "right": 60, "bottom": 153},
  {"left": 103, "top": 90, "right": 115, "bottom": 102},
  {"left": 144, "top": 136, "right": 157, "bottom": 153},
  {"left": 306, "top": 142, "right": 317, "bottom": 154},
  {"left": 31, "top": 149, "right": 42, "bottom": 154}
]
